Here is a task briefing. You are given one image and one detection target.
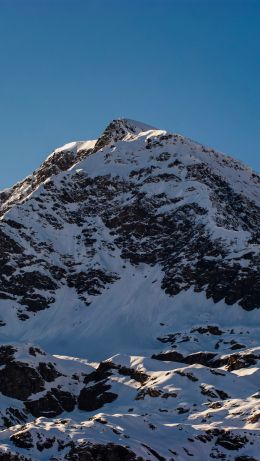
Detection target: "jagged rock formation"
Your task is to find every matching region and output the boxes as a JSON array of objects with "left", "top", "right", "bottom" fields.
[{"left": 0, "top": 118, "right": 259, "bottom": 460}]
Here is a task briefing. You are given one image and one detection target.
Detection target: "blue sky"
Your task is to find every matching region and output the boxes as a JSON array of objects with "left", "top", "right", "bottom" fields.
[{"left": 0, "top": 0, "right": 259, "bottom": 189}]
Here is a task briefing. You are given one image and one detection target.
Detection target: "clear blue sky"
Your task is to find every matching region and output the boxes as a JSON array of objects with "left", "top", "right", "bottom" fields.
[{"left": 0, "top": 0, "right": 259, "bottom": 189}]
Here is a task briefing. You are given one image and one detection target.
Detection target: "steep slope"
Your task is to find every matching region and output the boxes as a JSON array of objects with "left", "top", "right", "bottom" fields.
[
  {"left": 0, "top": 118, "right": 259, "bottom": 460},
  {"left": 0, "top": 140, "right": 96, "bottom": 216}
]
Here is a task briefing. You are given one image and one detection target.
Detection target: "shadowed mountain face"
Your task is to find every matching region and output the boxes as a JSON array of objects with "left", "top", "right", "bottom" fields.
[{"left": 0, "top": 119, "right": 259, "bottom": 460}]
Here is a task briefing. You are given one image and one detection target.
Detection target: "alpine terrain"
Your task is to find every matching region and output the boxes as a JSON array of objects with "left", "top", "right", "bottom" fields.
[{"left": 0, "top": 118, "right": 259, "bottom": 461}]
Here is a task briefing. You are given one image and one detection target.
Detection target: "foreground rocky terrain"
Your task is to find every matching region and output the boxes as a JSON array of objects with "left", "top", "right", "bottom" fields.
[{"left": 0, "top": 119, "right": 259, "bottom": 460}]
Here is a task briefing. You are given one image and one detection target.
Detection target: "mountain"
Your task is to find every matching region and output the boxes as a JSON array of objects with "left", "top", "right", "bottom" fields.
[{"left": 0, "top": 118, "right": 259, "bottom": 461}]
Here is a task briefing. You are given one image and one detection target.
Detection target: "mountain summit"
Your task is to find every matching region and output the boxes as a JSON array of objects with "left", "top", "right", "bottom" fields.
[
  {"left": 0, "top": 119, "right": 259, "bottom": 460},
  {"left": 94, "top": 118, "right": 157, "bottom": 147}
]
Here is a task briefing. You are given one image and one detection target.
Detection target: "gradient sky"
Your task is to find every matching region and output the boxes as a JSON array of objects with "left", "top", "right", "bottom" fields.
[{"left": 0, "top": 0, "right": 259, "bottom": 189}]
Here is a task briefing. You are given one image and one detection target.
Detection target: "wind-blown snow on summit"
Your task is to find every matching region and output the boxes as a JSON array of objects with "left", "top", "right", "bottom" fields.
[{"left": 0, "top": 118, "right": 259, "bottom": 460}]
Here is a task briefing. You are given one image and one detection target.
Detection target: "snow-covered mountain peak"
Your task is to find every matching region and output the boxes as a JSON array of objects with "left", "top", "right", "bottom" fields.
[
  {"left": 93, "top": 118, "right": 158, "bottom": 152},
  {"left": 0, "top": 119, "right": 259, "bottom": 460},
  {"left": 119, "top": 118, "right": 158, "bottom": 133}
]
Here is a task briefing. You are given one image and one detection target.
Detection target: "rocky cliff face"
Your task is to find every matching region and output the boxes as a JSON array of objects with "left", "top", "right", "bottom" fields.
[{"left": 0, "top": 119, "right": 259, "bottom": 460}]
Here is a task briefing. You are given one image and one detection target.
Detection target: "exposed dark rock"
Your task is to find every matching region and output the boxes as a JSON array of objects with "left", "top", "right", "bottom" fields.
[
  {"left": 28, "top": 347, "right": 45, "bottom": 357},
  {"left": 136, "top": 388, "right": 162, "bottom": 400},
  {"left": 10, "top": 431, "right": 34, "bottom": 449},
  {"left": 215, "top": 431, "right": 248, "bottom": 450},
  {"left": 25, "top": 388, "right": 76, "bottom": 417},
  {"left": 218, "top": 353, "right": 258, "bottom": 371},
  {"left": 0, "top": 229, "right": 23, "bottom": 254},
  {"left": 0, "top": 362, "right": 44, "bottom": 400},
  {"left": 0, "top": 453, "right": 32, "bottom": 461},
  {"left": 117, "top": 366, "right": 149, "bottom": 383},
  {"left": 152, "top": 349, "right": 259, "bottom": 371},
  {"left": 1, "top": 407, "right": 27, "bottom": 429},
  {"left": 0, "top": 346, "right": 16, "bottom": 365},
  {"left": 175, "top": 370, "right": 198, "bottom": 382},
  {"left": 36, "top": 436, "right": 56, "bottom": 452},
  {"left": 83, "top": 361, "right": 115, "bottom": 384},
  {"left": 37, "top": 362, "right": 62, "bottom": 382},
  {"left": 67, "top": 270, "right": 119, "bottom": 296},
  {"left": 191, "top": 326, "right": 223, "bottom": 336},
  {"left": 152, "top": 350, "right": 217, "bottom": 367},
  {"left": 66, "top": 442, "right": 145, "bottom": 461},
  {"left": 78, "top": 382, "right": 118, "bottom": 411}
]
